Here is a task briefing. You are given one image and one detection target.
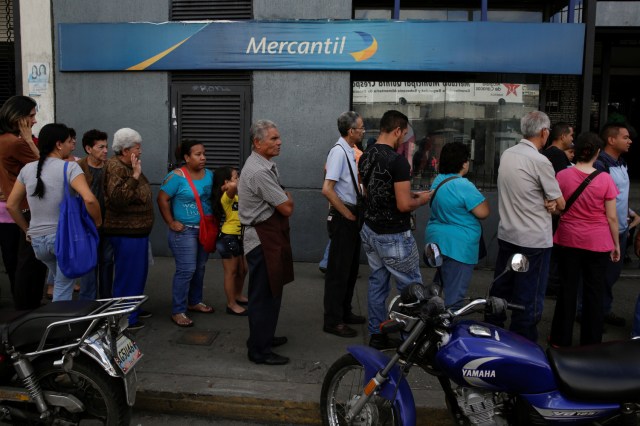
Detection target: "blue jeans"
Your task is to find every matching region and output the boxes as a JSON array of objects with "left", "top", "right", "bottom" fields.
[
  {"left": 433, "top": 255, "right": 475, "bottom": 308},
  {"left": 319, "top": 240, "right": 330, "bottom": 270},
  {"left": 485, "top": 239, "right": 551, "bottom": 342},
  {"left": 79, "top": 238, "right": 114, "bottom": 300},
  {"left": 360, "top": 223, "right": 422, "bottom": 335},
  {"left": 31, "top": 233, "right": 76, "bottom": 302},
  {"left": 108, "top": 236, "right": 149, "bottom": 325},
  {"left": 168, "top": 227, "right": 209, "bottom": 314}
]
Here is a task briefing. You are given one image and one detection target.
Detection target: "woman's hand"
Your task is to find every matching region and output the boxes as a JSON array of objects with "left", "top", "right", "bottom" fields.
[
  {"left": 610, "top": 245, "right": 621, "bottom": 262},
  {"left": 169, "top": 220, "right": 185, "bottom": 232}
]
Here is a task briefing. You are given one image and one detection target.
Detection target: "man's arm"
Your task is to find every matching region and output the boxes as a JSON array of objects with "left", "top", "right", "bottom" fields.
[
  {"left": 275, "top": 191, "right": 294, "bottom": 217},
  {"left": 322, "top": 179, "right": 355, "bottom": 221},
  {"left": 394, "top": 180, "right": 431, "bottom": 212}
]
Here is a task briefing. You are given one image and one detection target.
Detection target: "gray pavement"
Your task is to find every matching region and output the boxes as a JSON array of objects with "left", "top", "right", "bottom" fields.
[{"left": 1, "top": 257, "right": 640, "bottom": 425}]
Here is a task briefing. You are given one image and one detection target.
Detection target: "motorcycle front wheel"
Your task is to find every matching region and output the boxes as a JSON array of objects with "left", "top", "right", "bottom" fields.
[
  {"left": 35, "top": 356, "right": 131, "bottom": 426},
  {"left": 321, "top": 353, "right": 399, "bottom": 426}
]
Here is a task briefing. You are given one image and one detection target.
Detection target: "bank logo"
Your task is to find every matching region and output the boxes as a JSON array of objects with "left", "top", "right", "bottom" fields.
[
  {"left": 350, "top": 31, "right": 378, "bottom": 62},
  {"left": 246, "top": 31, "right": 377, "bottom": 62}
]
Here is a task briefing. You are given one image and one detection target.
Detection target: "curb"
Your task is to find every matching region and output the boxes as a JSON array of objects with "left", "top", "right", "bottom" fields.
[{"left": 135, "top": 390, "right": 453, "bottom": 425}]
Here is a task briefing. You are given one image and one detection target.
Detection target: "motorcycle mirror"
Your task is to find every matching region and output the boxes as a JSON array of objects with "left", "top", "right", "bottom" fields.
[
  {"left": 509, "top": 254, "right": 529, "bottom": 273},
  {"left": 423, "top": 243, "right": 443, "bottom": 268}
]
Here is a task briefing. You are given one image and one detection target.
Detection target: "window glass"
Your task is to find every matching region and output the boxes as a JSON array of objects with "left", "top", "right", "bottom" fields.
[
  {"left": 472, "top": 10, "right": 543, "bottom": 22},
  {"left": 352, "top": 81, "right": 540, "bottom": 190},
  {"left": 354, "top": 8, "right": 392, "bottom": 19}
]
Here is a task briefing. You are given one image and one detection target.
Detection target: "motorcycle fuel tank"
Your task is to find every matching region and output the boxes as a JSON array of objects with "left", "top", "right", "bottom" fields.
[{"left": 435, "top": 320, "right": 557, "bottom": 394}]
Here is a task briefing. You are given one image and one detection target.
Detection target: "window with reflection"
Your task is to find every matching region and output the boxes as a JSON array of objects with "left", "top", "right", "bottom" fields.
[{"left": 352, "top": 81, "right": 540, "bottom": 190}]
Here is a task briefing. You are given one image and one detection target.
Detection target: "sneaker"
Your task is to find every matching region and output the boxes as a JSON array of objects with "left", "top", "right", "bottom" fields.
[
  {"left": 604, "top": 312, "right": 626, "bottom": 327},
  {"left": 138, "top": 310, "right": 153, "bottom": 319},
  {"left": 127, "top": 321, "right": 145, "bottom": 331}
]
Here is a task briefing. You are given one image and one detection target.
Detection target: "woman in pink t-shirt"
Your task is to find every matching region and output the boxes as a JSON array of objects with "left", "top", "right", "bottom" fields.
[{"left": 549, "top": 132, "right": 620, "bottom": 347}]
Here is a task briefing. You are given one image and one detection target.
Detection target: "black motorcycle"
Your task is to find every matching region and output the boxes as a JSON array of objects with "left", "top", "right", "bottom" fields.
[{"left": 0, "top": 296, "right": 146, "bottom": 425}]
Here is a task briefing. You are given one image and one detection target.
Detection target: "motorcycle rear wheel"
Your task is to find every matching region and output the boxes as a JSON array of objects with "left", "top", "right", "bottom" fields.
[
  {"left": 33, "top": 356, "right": 131, "bottom": 426},
  {"left": 321, "top": 353, "right": 399, "bottom": 426}
]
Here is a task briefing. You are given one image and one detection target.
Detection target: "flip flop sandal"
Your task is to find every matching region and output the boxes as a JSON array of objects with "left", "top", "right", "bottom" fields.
[
  {"left": 171, "top": 313, "right": 194, "bottom": 327},
  {"left": 187, "top": 302, "right": 215, "bottom": 314}
]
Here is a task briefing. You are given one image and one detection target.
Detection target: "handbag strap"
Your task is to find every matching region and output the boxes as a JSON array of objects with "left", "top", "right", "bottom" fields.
[
  {"left": 181, "top": 167, "right": 206, "bottom": 220},
  {"left": 563, "top": 170, "right": 602, "bottom": 214},
  {"left": 335, "top": 144, "right": 361, "bottom": 197},
  {"left": 429, "top": 175, "right": 460, "bottom": 208},
  {"left": 63, "top": 161, "right": 71, "bottom": 196}
]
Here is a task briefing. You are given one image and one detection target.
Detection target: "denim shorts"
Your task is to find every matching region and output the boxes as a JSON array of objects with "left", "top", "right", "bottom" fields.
[{"left": 216, "top": 233, "right": 244, "bottom": 259}]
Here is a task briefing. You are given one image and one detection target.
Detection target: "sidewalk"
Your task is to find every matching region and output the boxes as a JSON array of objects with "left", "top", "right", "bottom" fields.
[{"left": 1, "top": 258, "right": 639, "bottom": 425}]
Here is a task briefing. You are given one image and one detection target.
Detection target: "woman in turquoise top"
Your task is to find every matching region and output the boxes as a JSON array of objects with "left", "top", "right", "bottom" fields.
[
  {"left": 425, "top": 142, "right": 489, "bottom": 308},
  {"left": 158, "top": 140, "right": 215, "bottom": 327}
]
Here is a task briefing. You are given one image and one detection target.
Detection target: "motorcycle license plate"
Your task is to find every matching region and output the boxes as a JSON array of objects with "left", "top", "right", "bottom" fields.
[{"left": 114, "top": 335, "right": 142, "bottom": 374}]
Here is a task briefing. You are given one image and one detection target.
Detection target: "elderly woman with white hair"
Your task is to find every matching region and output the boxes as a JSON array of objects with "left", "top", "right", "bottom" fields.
[{"left": 103, "top": 128, "right": 154, "bottom": 330}]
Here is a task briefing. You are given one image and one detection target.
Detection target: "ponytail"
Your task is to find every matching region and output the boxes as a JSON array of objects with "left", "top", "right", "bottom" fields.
[{"left": 31, "top": 123, "right": 71, "bottom": 199}]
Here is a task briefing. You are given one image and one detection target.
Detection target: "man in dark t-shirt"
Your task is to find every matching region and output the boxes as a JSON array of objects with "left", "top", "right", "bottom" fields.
[
  {"left": 358, "top": 110, "right": 432, "bottom": 350},
  {"left": 541, "top": 122, "right": 573, "bottom": 174}
]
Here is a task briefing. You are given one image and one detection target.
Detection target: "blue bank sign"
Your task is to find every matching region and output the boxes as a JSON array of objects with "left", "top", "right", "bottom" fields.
[{"left": 58, "top": 20, "right": 585, "bottom": 74}]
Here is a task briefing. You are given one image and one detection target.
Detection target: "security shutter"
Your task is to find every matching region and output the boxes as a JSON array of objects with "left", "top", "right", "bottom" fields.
[
  {"left": 170, "top": 73, "right": 251, "bottom": 171},
  {"left": 171, "top": 0, "right": 252, "bottom": 20},
  {"left": 0, "top": 0, "right": 15, "bottom": 106}
]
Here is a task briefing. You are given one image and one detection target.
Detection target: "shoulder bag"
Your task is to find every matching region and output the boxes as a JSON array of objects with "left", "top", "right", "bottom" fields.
[
  {"left": 182, "top": 167, "right": 219, "bottom": 253},
  {"left": 336, "top": 144, "right": 365, "bottom": 229},
  {"left": 554, "top": 169, "right": 601, "bottom": 235},
  {"left": 55, "top": 161, "right": 100, "bottom": 278}
]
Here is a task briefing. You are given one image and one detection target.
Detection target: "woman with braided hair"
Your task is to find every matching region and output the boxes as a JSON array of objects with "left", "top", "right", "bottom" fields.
[{"left": 6, "top": 123, "right": 101, "bottom": 302}]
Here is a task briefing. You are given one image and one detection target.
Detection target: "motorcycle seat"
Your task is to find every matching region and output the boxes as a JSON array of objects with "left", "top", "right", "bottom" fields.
[
  {"left": 0, "top": 300, "right": 103, "bottom": 350},
  {"left": 547, "top": 339, "right": 640, "bottom": 402}
]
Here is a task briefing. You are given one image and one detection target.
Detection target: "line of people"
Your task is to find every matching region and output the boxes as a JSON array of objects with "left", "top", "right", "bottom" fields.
[{"left": 320, "top": 109, "right": 489, "bottom": 350}]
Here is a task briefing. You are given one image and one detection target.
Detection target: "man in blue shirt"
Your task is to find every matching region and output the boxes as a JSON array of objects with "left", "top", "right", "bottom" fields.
[
  {"left": 322, "top": 111, "right": 366, "bottom": 338},
  {"left": 594, "top": 123, "right": 639, "bottom": 327}
]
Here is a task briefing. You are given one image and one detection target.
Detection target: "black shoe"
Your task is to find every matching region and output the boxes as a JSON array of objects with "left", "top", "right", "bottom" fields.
[
  {"left": 248, "top": 352, "right": 289, "bottom": 365},
  {"left": 272, "top": 336, "right": 288, "bottom": 347},
  {"left": 319, "top": 266, "right": 327, "bottom": 274},
  {"left": 236, "top": 299, "right": 248, "bottom": 306},
  {"left": 226, "top": 306, "right": 248, "bottom": 316},
  {"left": 323, "top": 323, "right": 357, "bottom": 338},
  {"left": 369, "top": 334, "right": 400, "bottom": 350},
  {"left": 138, "top": 310, "right": 153, "bottom": 319},
  {"left": 127, "top": 321, "right": 145, "bottom": 331},
  {"left": 604, "top": 312, "right": 626, "bottom": 327},
  {"left": 344, "top": 313, "right": 366, "bottom": 324}
]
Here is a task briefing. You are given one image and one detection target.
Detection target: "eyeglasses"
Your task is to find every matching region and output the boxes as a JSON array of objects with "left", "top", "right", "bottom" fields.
[{"left": 351, "top": 127, "right": 365, "bottom": 132}]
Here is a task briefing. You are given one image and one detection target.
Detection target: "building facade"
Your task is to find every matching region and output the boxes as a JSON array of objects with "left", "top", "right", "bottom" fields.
[{"left": 4, "top": 0, "right": 640, "bottom": 264}]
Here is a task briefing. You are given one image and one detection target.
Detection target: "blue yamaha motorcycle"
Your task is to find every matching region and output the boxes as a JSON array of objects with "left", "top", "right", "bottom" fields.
[{"left": 320, "top": 249, "right": 640, "bottom": 425}]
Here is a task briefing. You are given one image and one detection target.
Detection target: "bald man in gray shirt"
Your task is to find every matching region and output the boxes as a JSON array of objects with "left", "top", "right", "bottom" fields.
[{"left": 485, "top": 111, "right": 565, "bottom": 342}]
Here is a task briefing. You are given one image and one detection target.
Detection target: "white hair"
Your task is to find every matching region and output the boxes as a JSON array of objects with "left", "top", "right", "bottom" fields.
[{"left": 112, "top": 128, "right": 142, "bottom": 155}]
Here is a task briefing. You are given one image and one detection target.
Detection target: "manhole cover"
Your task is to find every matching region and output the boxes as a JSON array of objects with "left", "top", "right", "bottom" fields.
[{"left": 176, "top": 330, "right": 219, "bottom": 346}]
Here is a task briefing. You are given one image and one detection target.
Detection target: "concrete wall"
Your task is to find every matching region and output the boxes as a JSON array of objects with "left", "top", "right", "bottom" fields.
[
  {"left": 252, "top": 1, "right": 354, "bottom": 262},
  {"left": 19, "top": 0, "right": 54, "bottom": 134},
  {"left": 597, "top": 2, "right": 640, "bottom": 26},
  {"left": 53, "top": 1, "right": 172, "bottom": 255}
]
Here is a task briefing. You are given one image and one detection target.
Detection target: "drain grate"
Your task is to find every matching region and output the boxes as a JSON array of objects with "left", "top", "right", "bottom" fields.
[{"left": 176, "top": 330, "right": 219, "bottom": 346}]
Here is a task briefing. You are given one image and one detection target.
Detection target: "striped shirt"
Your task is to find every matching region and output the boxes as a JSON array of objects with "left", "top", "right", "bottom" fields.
[{"left": 238, "top": 151, "right": 288, "bottom": 253}]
